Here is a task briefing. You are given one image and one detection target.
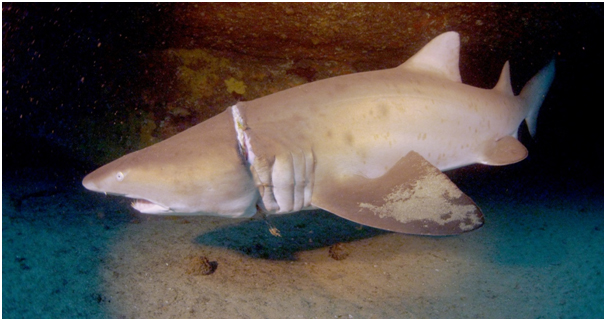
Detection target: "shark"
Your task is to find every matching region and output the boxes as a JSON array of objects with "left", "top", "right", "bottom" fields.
[{"left": 82, "top": 31, "right": 555, "bottom": 236}]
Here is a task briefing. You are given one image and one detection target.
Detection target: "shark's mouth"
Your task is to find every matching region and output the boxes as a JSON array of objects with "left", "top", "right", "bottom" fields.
[{"left": 131, "top": 198, "right": 172, "bottom": 214}]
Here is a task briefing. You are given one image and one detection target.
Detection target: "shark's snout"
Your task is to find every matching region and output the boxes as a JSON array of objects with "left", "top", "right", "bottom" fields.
[
  {"left": 82, "top": 169, "right": 109, "bottom": 193},
  {"left": 82, "top": 173, "right": 97, "bottom": 191}
]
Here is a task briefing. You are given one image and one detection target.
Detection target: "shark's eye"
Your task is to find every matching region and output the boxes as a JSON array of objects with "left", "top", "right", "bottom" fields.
[{"left": 116, "top": 171, "right": 125, "bottom": 181}]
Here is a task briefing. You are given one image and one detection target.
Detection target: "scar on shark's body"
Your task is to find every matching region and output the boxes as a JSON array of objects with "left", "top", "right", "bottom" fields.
[{"left": 83, "top": 31, "right": 555, "bottom": 236}]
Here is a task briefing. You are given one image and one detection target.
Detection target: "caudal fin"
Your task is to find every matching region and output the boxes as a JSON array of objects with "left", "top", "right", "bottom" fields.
[{"left": 520, "top": 59, "right": 556, "bottom": 138}]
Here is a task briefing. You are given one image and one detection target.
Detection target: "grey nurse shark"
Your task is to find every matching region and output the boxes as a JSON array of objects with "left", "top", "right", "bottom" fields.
[{"left": 83, "top": 31, "right": 555, "bottom": 236}]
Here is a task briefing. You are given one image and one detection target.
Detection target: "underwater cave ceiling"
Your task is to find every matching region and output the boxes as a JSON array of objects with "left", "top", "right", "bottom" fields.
[{"left": 171, "top": 3, "right": 558, "bottom": 63}]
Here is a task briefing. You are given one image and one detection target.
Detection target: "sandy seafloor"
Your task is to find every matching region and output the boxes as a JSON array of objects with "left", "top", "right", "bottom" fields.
[{"left": 2, "top": 157, "right": 603, "bottom": 318}]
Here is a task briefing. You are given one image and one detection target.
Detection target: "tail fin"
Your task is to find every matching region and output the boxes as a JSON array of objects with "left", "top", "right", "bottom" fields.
[{"left": 520, "top": 59, "right": 556, "bottom": 138}]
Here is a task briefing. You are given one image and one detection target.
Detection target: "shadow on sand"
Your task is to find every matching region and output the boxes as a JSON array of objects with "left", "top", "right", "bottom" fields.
[{"left": 194, "top": 210, "right": 388, "bottom": 260}]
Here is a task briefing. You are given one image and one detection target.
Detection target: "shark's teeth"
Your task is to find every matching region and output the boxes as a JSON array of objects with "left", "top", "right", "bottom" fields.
[{"left": 131, "top": 199, "right": 171, "bottom": 214}]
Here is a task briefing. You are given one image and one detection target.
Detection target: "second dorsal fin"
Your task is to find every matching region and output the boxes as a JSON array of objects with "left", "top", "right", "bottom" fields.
[{"left": 493, "top": 61, "right": 514, "bottom": 96}]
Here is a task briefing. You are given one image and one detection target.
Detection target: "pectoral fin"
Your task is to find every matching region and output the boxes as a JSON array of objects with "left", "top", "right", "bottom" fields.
[{"left": 312, "top": 151, "right": 484, "bottom": 235}]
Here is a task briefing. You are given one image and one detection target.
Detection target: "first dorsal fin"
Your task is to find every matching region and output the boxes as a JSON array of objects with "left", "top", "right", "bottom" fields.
[
  {"left": 493, "top": 61, "right": 514, "bottom": 96},
  {"left": 398, "top": 31, "right": 462, "bottom": 83}
]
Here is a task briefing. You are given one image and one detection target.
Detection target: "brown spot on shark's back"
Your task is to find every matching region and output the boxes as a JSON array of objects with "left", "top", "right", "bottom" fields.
[{"left": 344, "top": 132, "right": 354, "bottom": 145}]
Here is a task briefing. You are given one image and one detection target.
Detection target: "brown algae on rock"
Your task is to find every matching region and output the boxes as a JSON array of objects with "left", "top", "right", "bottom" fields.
[{"left": 224, "top": 77, "right": 247, "bottom": 95}]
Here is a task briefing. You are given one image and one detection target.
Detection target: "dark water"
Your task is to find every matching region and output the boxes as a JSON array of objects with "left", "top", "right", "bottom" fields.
[{"left": 3, "top": 3, "right": 603, "bottom": 318}]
